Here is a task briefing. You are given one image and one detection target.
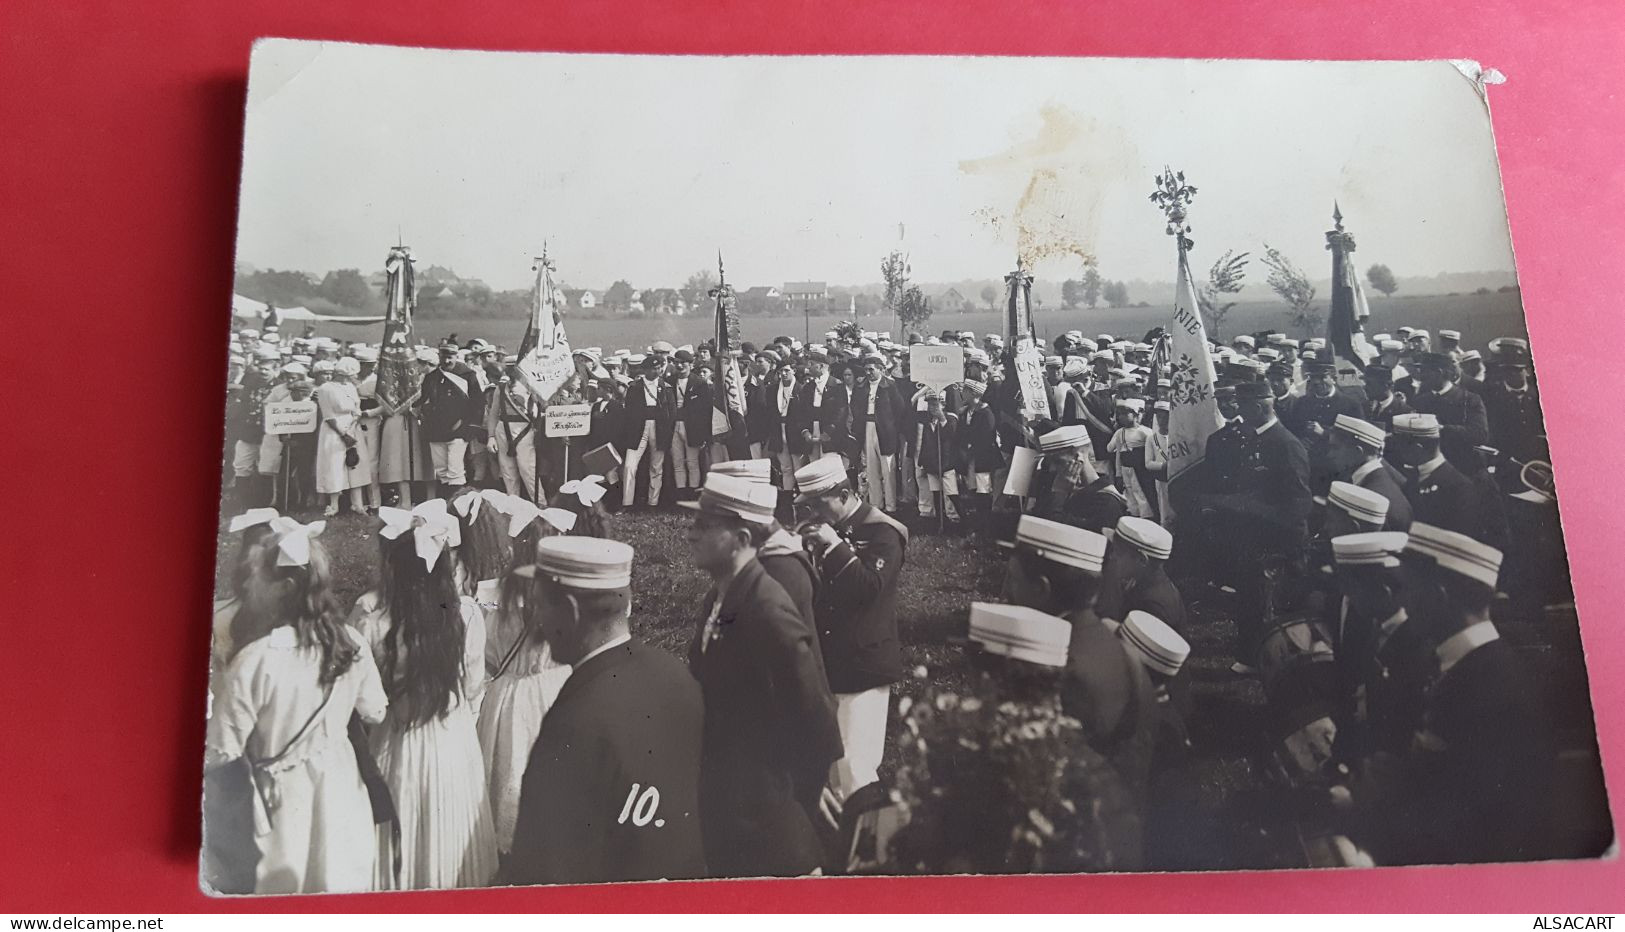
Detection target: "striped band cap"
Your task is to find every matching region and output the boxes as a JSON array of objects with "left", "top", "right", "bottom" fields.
[
  {"left": 1405, "top": 522, "right": 1503, "bottom": 588},
  {"left": 969, "top": 602, "right": 1071, "bottom": 668},
  {"left": 1119, "top": 610, "right": 1190, "bottom": 677},
  {"left": 1328, "top": 481, "right": 1389, "bottom": 525}
]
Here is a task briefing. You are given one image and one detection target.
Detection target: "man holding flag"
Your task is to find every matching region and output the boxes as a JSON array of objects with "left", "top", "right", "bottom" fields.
[{"left": 708, "top": 257, "right": 752, "bottom": 464}]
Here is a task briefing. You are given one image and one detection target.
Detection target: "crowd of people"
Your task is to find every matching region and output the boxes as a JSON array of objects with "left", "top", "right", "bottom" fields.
[{"left": 203, "top": 315, "right": 1606, "bottom": 895}]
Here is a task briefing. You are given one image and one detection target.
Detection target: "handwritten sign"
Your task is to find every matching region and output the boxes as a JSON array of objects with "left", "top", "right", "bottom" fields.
[
  {"left": 545, "top": 403, "right": 592, "bottom": 438},
  {"left": 1013, "top": 342, "right": 1053, "bottom": 421},
  {"left": 264, "top": 400, "right": 319, "bottom": 434},
  {"left": 910, "top": 344, "right": 964, "bottom": 392}
]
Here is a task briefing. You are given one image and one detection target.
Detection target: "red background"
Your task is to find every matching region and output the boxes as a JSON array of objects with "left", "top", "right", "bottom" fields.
[{"left": 2, "top": 0, "right": 1621, "bottom": 913}]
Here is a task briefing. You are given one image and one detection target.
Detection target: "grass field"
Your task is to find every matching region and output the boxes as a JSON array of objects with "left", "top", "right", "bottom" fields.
[{"left": 301, "top": 290, "right": 1531, "bottom": 356}]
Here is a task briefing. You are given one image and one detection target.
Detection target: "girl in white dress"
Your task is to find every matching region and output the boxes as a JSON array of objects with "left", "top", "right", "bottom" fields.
[
  {"left": 350, "top": 500, "right": 498, "bottom": 890},
  {"left": 315, "top": 358, "right": 373, "bottom": 516},
  {"left": 475, "top": 500, "right": 577, "bottom": 860},
  {"left": 1144, "top": 400, "right": 1174, "bottom": 527},
  {"left": 1106, "top": 398, "right": 1157, "bottom": 520},
  {"left": 205, "top": 518, "right": 389, "bottom": 895}
]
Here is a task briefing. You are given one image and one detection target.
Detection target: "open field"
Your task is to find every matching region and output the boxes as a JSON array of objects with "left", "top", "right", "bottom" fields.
[{"left": 300, "top": 290, "right": 1531, "bottom": 356}]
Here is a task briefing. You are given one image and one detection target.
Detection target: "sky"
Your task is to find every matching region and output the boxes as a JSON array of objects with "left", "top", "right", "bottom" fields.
[{"left": 236, "top": 41, "right": 1517, "bottom": 292}]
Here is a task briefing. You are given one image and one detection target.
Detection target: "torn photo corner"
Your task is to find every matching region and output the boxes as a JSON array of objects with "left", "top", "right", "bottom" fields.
[{"left": 204, "top": 39, "right": 1612, "bottom": 894}]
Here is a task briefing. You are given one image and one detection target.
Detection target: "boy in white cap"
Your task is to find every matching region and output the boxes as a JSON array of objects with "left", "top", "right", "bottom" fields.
[
  {"left": 999, "top": 515, "right": 1156, "bottom": 815},
  {"left": 1326, "top": 531, "right": 1425, "bottom": 766},
  {"left": 1328, "top": 414, "right": 1411, "bottom": 530},
  {"left": 1354, "top": 524, "right": 1555, "bottom": 866},
  {"left": 1035, "top": 424, "right": 1128, "bottom": 533},
  {"left": 793, "top": 453, "right": 909, "bottom": 823},
  {"left": 1097, "top": 516, "right": 1187, "bottom": 636},
  {"left": 506, "top": 538, "right": 707, "bottom": 885},
  {"left": 682, "top": 474, "right": 842, "bottom": 877}
]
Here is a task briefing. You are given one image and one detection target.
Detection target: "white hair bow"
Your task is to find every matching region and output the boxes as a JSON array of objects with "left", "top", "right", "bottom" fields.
[
  {"left": 267, "top": 516, "right": 326, "bottom": 567},
  {"left": 452, "top": 487, "right": 515, "bottom": 522},
  {"left": 558, "top": 475, "right": 607, "bottom": 507},
  {"left": 378, "top": 499, "right": 462, "bottom": 570},
  {"left": 540, "top": 507, "right": 578, "bottom": 533},
  {"left": 228, "top": 507, "right": 280, "bottom": 533},
  {"left": 504, "top": 498, "right": 542, "bottom": 538}
]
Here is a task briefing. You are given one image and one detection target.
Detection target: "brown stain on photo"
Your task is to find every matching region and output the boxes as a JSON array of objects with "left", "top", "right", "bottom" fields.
[{"left": 960, "top": 104, "right": 1142, "bottom": 270}]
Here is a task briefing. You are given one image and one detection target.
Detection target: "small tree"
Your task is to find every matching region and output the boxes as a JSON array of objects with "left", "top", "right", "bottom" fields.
[
  {"left": 1197, "top": 249, "right": 1250, "bottom": 340},
  {"left": 604, "top": 279, "right": 635, "bottom": 314},
  {"left": 898, "top": 284, "right": 933, "bottom": 332},
  {"left": 980, "top": 284, "right": 998, "bottom": 311},
  {"left": 1261, "top": 245, "right": 1321, "bottom": 336},
  {"left": 880, "top": 251, "right": 911, "bottom": 319},
  {"left": 1102, "top": 280, "right": 1130, "bottom": 308},
  {"left": 1366, "top": 263, "right": 1398, "bottom": 298},
  {"left": 684, "top": 268, "right": 717, "bottom": 296},
  {"left": 1061, "top": 279, "right": 1083, "bottom": 309},
  {"left": 320, "top": 268, "right": 374, "bottom": 309},
  {"left": 1081, "top": 263, "right": 1103, "bottom": 309}
]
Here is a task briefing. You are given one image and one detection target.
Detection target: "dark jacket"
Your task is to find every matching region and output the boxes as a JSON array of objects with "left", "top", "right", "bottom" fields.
[
  {"left": 1348, "top": 459, "right": 1414, "bottom": 531},
  {"left": 917, "top": 414, "right": 961, "bottom": 476},
  {"left": 1409, "top": 383, "right": 1490, "bottom": 473},
  {"left": 1411, "top": 459, "right": 1487, "bottom": 543},
  {"left": 812, "top": 502, "right": 908, "bottom": 693},
  {"left": 788, "top": 374, "right": 849, "bottom": 456},
  {"left": 417, "top": 364, "right": 487, "bottom": 443},
  {"left": 1207, "top": 419, "right": 1313, "bottom": 550},
  {"left": 758, "top": 378, "right": 798, "bottom": 455},
  {"left": 687, "top": 559, "right": 842, "bottom": 877},
  {"left": 1480, "top": 382, "right": 1546, "bottom": 477},
  {"left": 620, "top": 375, "right": 678, "bottom": 451},
  {"left": 851, "top": 377, "right": 908, "bottom": 457},
  {"left": 1096, "top": 566, "right": 1187, "bottom": 636},
  {"left": 1368, "top": 636, "right": 1555, "bottom": 865},
  {"left": 744, "top": 376, "right": 775, "bottom": 447},
  {"left": 1062, "top": 609, "right": 1157, "bottom": 807},
  {"left": 1364, "top": 393, "right": 1413, "bottom": 432},
  {"left": 506, "top": 639, "right": 706, "bottom": 885},
  {"left": 673, "top": 375, "right": 714, "bottom": 445},
  {"left": 962, "top": 404, "right": 1004, "bottom": 473}
]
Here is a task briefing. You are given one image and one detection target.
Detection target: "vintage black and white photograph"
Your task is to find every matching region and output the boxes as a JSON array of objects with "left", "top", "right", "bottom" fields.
[{"left": 203, "top": 41, "right": 1613, "bottom": 895}]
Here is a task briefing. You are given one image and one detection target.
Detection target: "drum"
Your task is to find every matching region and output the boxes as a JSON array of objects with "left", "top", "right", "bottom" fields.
[{"left": 1257, "top": 617, "right": 1340, "bottom": 766}]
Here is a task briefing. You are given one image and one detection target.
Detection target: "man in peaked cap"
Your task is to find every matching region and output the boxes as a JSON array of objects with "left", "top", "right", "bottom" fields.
[
  {"left": 621, "top": 355, "right": 680, "bottom": 509},
  {"left": 1284, "top": 358, "right": 1365, "bottom": 493},
  {"left": 1201, "top": 380, "right": 1313, "bottom": 674},
  {"left": 1096, "top": 516, "right": 1188, "bottom": 638},
  {"left": 1000, "top": 515, "right": 1155, "bottom": 830},
  {"left": 506, "top": 538, "right": 707, "bottom": 885},
  {"left": 1355, "top": 524, "right": 1556, "bottom": 866},
  {"left": 416, "top": 341, "right": 487, "bottom": 496},
  {"left": 682, "top": 474, "right": 842, "bottom": 877},
  {"left": 794, "top": 453, "right": 908, "bottom": 822},
  {"left": 1407, "top": 352, "right": 1489, "bottom": 474},
  {"left": 789, "top": 344, "right": 851, "bottom": 473},
  {"left": 852, "top": 352, "right": 909, "bottom": 514},
  {"left": 1479, "top": 340, "right": 1545, "bottom": 491},
  {"left": 1328, "top": 415, "right": 1412, "bottom": 531},
  {"left": 667, "top": 348, "right": 709, "bottom": 498},
  {"left": 1361, "top": 363, "right": 1413, "bottom": 432}
]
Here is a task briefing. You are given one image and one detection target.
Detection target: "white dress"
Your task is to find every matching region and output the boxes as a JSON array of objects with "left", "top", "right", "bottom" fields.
[
  {"left": 315, "top": 381, "right": 373, "bottom": 494},
  {"left": 475, "top": 600, "right": 571, "bottom": 856},
  {"left": 1107, "top": 424, "right": 1156, "bottom": 520},
  {"left": 350, "top": 591, "right": 498, "bottom": 890},
  {"left": 1144, "top": 428, "right": 1173, "bottom": 525},
  {"left": 206, "top": 625, "right": 389, "bottom": 895}
]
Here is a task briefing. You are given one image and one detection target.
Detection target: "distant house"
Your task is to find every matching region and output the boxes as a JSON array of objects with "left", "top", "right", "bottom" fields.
[
  {"left": 783, "top": 281, "right": 827, "bottom": 304},
  {"left": 563, "top": 289, "right": 598, "bottom": 311},
  {"left": 938, "top": 287, "right": 967, "bottom": 310},
  {"left": 743, "top": 286, "right": 781, "bottom": 301},
  {"left": 419, "top": 264, "right": 461, "bottom": 285}
]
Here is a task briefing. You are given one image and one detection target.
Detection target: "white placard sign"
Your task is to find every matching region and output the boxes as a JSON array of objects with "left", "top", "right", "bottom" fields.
[
  {"left": 264, "top": 400, "right": 319, "bottom": 434},
  {"left": 910, "top": 344, "right": 965, "bottom": 393},
  {"left": 1013, "top": 340, "right": 1053, "bottom": 421},
  {"left": 545, "top": 403, "right": 592, "bottom": 438}
]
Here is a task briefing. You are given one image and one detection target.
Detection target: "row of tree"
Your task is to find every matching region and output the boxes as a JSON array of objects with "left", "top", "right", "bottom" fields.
[{"left": 1059, "top": 259, "right": 1134, "bottom": 310}]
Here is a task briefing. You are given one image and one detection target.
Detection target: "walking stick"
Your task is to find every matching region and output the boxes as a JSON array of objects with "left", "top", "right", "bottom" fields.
[{"left": 935, "top": 428, "right": 945, "bottom": 534}]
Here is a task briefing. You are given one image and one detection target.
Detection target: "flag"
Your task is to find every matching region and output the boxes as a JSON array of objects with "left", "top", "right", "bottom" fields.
[
  {"left": 710, "top": 272, "right": 748, "bottom": 435},
  {"left": 376, "top": 245, "right": 416, "bottom": 409},
  {"left": 1329, "top": 255, "right": 1377, "bottom": 374},
  {"left": 1164, "top": 249, "right": 1225, "bottom": 489},
  {"left": 515, "top": 251, "right": 573, "bottom": 404}
]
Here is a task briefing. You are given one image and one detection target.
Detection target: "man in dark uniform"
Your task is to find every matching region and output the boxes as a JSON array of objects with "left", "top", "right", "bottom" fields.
[
  {"left": 1326, "top": 531, "right": 1429, "bottom": 767},
  {"left": 788, "top": 346, "right": 850, "bottom": 471},
  {"left": 683, "top": 474, "right": 842, "bottom": 877},
  {"left": 1407, "top": 352, "right": 1489, "bottom": 474},
  {"left": 1201, "top": 381, "right": 1313, "bottom": 673},
  {"left": 1328, "top": 415, "right": 1412, "bottom": 531},
  {"left": 1479, "top": 342, "right": 1545, "bottom": 492},
  {"left": 1362, "top": 363, "right": 1413, "bottom": 433},
  {"left": 793, "top": 453, "right": 907, "bottom": 826},
  {"left": 1389, "top": 413, "right": 1488, "bottom": 543},
  {"left": 1283, "top": 358, "right": 1364, "bottom": 493},
  {"left": 1354, "top": 523, "right": 1555, "bottom": 865},
  {"left": 506, "top": 538, "right": 707, "bottom": 885},
  {"left": 667, "top": 349, "right": 708, "bottom": 498},
  {"left": 851, "top": 353, "right": 908, "bottom": 514}
]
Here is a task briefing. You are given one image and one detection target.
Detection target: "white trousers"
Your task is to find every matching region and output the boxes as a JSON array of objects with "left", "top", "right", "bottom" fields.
[
  {"left": 832, "top": 685, "right": 891, "bottom": 797},
  {"left": 915, "top": 466, "right": 961, "bottom": 518},
  {"left": 670, "top": 422, "right": 701, "bottom": 490},
  {"left": 622, "top": 420, "right": 665, "bottom": 507},
  {"left": 429, "top": 439, "right": 467, "bottom": 486},
  {"left": 863, "top": 423, "right": 897, "bottom": 512},
  {"left": 233, "top": 440, "right": 259, "bottom": 478},
  {"left": 496, "top": 434, "right": 539, "bottom": 501}
]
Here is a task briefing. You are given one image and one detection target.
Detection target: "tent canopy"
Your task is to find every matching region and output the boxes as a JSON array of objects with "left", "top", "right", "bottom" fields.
[{"left": 232, "top": 293, "right": 385, "bottom": 325}]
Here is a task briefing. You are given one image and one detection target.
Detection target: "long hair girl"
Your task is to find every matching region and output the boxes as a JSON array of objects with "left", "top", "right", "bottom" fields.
[{"left": 375, "top": 530, "right": 466, "bottom": 727}]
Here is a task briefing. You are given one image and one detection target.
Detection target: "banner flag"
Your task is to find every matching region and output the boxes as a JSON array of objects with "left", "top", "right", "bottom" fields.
[
  {"left": 515, "top": 248, "right": 574, "bottom": 404},
  {"left": 1164, "top": 249, "right": 1225, "bottom": 487},
  {"left": 376, "top": 245, "right": 417, "bottom": 409},
  {"left": 710, "top": 257, "right": 748, "bottom": 436}
]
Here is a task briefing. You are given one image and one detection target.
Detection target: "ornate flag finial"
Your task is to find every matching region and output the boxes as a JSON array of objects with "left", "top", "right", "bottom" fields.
[
  {"left": 1326, "top": 204, "right": 1356, "bottom": 253},
  {"left": 533, "top": 240, "right": 555, "bottom": 274},
  {"left": 1149, "top": 166, "right": 1197, "bottom": 252}
]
